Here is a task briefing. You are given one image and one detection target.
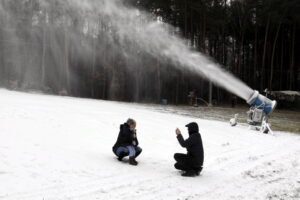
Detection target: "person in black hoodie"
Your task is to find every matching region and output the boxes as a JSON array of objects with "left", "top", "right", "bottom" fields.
[
  {"left": 112, "top": 118, "right": 142, "bottom": 166},
  {"left": 174, "top": 122, "right": 204, "bottom": 177}
]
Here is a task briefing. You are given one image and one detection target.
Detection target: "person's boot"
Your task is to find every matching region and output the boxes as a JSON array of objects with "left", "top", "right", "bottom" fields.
[
  {"left": 117, "top": 152, "right": 126, "bottom": 161},
  {"left": 129, "top": 157, "right": 138, "bottom": 166},
  {"left": 182, "top": 170, "right": 196, "bottom": 177},
  {"left": 193, "top": 167, "right": 202, "bottom": 176}
]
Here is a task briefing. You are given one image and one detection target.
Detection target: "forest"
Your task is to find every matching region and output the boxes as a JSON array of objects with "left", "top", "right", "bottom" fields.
[{"left": 0, "top": 0, "right": 299, "bottom": 104}]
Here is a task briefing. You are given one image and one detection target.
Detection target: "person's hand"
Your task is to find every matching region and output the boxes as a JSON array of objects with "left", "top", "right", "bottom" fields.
[{"left": 175, "top": 128, "right": 181, "bottom": 136}]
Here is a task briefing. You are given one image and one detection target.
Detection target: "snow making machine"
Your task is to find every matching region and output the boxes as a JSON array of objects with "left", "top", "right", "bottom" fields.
[{"left": 230, "top": 90, "right": 277, "bottom": 134}]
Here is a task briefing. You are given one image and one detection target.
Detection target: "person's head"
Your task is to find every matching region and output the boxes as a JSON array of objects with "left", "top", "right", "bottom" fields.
[
  {"left": 127, "top": 118, "right": 136, "bottom": 131},
  {"left": 185, "top": 122, "right": 199, "bottom": 134}
]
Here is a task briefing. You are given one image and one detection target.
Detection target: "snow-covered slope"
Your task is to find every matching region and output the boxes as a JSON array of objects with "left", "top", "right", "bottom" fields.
[{"left": 0, "top": 89, "right": 299, "bottom": 200}]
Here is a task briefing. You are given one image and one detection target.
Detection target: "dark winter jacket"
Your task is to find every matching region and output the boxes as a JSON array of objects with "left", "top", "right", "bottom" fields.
[
  {"left": 177, "top": 122, "right": 204, "bottom": 166},
  {"left": 112, "top": 123, "right": 139, "bottom": 153}
]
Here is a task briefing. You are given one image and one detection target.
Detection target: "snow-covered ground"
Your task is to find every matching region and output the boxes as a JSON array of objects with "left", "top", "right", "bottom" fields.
[{"left": 0, "top": 89, "right": 299, "bottom": 200}]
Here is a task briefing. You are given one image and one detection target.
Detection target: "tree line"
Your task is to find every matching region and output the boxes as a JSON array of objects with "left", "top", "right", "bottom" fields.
[{"left": 0, "top": 0, "right": 299, "bottom": 105}]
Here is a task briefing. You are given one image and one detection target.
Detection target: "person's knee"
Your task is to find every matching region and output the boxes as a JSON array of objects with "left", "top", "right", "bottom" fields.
[
  {"left": 136, "top": 146, "right": 142, "bottom": 152},
  {"left": 113, "top": 149, "right": 119, "bottom": 157},
  {"left": 127, "top": 146, "right": 136, "bottom": 157},
  {"left": 174, "top": 163, "right": 184, "bottom": 170},
  {"left": 174, "top": 153, "right": 177, "bottom": 159},
  {"left": 116, "top": 147, "right": 129, "bottom": 156},
  {"left": 135, "top": 147, "right": 142, "bottom": 158},
  {"left": 174, "top": 153, "right": 181, "bottom": 161}
]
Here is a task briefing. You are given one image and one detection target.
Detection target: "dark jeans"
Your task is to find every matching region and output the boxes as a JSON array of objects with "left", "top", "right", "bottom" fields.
[{"left": 174, "top": 153, "right": 202, "bottom": 172}]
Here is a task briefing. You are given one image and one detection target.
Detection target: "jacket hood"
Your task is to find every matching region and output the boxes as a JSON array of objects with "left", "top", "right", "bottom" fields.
[
  {"left": 120, "top": 123, "right": 130, "bottom": 130},
  {"left": 185, "top": 122, "right": 199, "bottom": 135}
]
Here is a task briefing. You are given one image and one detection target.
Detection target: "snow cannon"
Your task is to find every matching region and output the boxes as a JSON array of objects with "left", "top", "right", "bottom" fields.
[
  {"left": 230, "top": 90, "right": 276, "bottom": 134},
  {"left": 246, "top": 90, "right": 277, "bottom": 115}
]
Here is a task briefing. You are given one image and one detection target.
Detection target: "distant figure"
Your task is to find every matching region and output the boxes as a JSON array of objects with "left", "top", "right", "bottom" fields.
[
  {"left": 174, "top": 122, "right": 204, "bottom": 177},
  {"left": 112, "top": 118, "right": 142, "bottom": 166}
]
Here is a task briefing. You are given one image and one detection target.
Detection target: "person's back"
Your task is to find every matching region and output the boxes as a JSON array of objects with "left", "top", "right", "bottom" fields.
[
  {"left": 185, "top": 132, "right": 204, "bottom": 167},
  {"left": 174, "top": 122, "right": 204, "bottom": 177}
]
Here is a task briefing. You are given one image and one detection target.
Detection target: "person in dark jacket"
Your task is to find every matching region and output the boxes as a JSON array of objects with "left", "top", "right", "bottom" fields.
[
  {"left": 174, "top": 122, "right": 204, "bottom": 177},
  {"left": 112, "top": 118, "right": 142, "bottom": 166}
]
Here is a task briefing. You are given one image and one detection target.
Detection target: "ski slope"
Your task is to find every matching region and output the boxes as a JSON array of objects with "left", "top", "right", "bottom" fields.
[{"left": 0, "top": 89, "right": 299, "bottom": 200}]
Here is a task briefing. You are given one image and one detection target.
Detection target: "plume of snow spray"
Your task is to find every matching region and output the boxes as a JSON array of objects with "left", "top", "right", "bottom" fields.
[
  {"left": 67, "top": 0, "right": 254, "bottom": 100},
  {"left": 0, "top": 0, "right": 254, "bottom": 101},
  {"left": 93, "top": 0, "right": 254, "bottom": 100}
]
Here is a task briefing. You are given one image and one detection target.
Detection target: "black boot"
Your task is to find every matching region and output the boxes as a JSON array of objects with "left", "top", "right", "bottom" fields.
[
  {"left": 129, "top": 157, "right": 138, "bottom": 166},
  {"left": 182, "top": 170, "right": 196, "bottom": 177},
  {"left": 194, "top": 167, "right": 203, "bottom": 176}
]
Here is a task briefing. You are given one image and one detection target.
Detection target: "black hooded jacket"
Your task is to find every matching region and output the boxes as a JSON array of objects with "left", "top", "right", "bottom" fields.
[
  {"left": 112, "top": 123, "right": 139, "bottom": 153},
  {"left": 177, "top": 122, "right": 204, "bottom": 166}
]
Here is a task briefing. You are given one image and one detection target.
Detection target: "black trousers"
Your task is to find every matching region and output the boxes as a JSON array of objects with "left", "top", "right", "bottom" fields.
[{"left": 174, "top": 153, "right": 202, "bottom": 172}]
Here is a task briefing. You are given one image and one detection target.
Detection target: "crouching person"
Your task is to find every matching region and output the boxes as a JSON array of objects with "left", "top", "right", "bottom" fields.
[
  {"left": 174, "top": 122, "right": 204, "bottom": 177},
  {"left": 112, "top": 118, "right": 142, "bottom": 166}
]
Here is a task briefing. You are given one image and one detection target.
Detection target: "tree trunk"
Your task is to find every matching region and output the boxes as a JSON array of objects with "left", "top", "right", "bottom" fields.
[
  {"left": 289, "top": 24, "right": 296, "bottom": 90},
  {"left": 261, "top": 14, "right": 270, "bottom": 91},
  {"left": 91, "top": 38, "right": 96, "bottom": 98},
  {"left": 279, "top": 37, "right": 284, "bottom": 90},
  {"left": 0, "top": 9, "right": 4, "bottom": 86},
  {"left": 254, "top": 25, "right": 258, "bottom": 88},
  {"left": 41, "top": 10, "right": 47, "bottom": 87},
  {"left": 64, "top": 24, "right": 70, "bottom": 93},
  {"left": 238, "top": 33, "right": 244, "bottom": 77},
  {"left": 184, "top": 0, "right": 188, "bottom": 38},
  {"left": 203, "top": 14, "right": 206, "bottom": 51},
  {"left": 175, "top": 72, "right": 180, "bottom": 105},
  {"left": 190, "top": 7, "right": 194, "bottom": 47},
  {"left": 222, "top": 0, "right": 227, "bottom": 66},
  {"left": 269, "top": 20, "right": 282, "bottom": 90},
  {"left": 156, "top": 58, "right": 161, "bottom": 102},
  {"left": 222, "top": 25, "right": 226, "bottom": 65},
  {"left": 232, "top": 37, "right": 236, "bottom": 73}
]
